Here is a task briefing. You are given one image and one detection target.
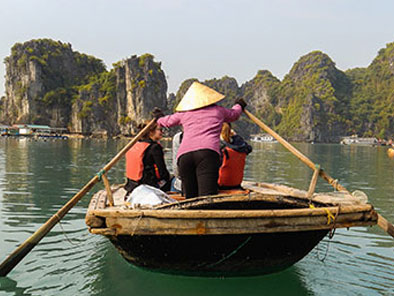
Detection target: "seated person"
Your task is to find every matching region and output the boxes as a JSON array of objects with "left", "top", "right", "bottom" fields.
[
  {"left": 171, "top": 131, "right": 183, "bottom": 192},
  {"left": 124, "top": 121, "right": 172, "bottom": 199},
  {"left": 218, "top": 123, "right": 252, "bottom": 189}
]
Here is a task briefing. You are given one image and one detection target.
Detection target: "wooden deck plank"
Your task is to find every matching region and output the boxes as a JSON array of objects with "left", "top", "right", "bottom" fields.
[
  {"left": 90, "top": 204, "right": 374, "bottom": 218},
  {"left": 91, "top": 210, "right": 376, "bottom": 235}
]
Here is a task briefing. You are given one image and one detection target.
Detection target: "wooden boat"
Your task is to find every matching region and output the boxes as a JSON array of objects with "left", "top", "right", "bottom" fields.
[{"left": 85, "top": 181, "right": 378, "bottom": 277}]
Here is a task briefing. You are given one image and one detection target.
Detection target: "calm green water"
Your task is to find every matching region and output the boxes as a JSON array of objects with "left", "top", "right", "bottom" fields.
[{"left": 0, "top": 138, "right": 393, "bottom": 296}]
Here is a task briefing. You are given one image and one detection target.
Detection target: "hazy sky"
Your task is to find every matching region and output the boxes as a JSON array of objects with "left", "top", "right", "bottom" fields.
[{"left": 1, "top": 0, "right": 394, "bottom": 96}]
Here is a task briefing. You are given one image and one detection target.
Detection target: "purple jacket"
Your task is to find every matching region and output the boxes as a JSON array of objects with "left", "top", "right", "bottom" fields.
[{"left": 157, "top": 104, "right": 242, "bottom": 159}]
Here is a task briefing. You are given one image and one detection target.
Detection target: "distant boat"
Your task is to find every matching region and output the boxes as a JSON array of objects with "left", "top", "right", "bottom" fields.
[
  {"left": 340, "top": 136, "right": 378, "bottom": 146},
  {"left": 250, "top": 134, "right": 278, "bottom": 143}
]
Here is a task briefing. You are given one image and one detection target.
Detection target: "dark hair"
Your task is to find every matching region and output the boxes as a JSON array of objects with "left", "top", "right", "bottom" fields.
[{"left": 137, "top": 121, "right": 158, "bottom": 140}]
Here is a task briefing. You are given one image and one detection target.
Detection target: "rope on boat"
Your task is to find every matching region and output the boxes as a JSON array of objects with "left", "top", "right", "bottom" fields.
[
  {"left": 328, "top": 205, "right": 340, "bottom": 239},
  {"left": 315, "top": 205, "right": 340, "bottom": 262},
  {"left": 58, "top": 219, "right": 80, "bottom": 246},
  {"left": 315, "top": 236, "right": 331, "bottom": 262},
  {"left": 324, "top": 208, "right": 335, "bottom": 225},
  {"left": 130, "top": 213, "right": 144, "bottom": 236},
  {"left": 203, "top": 236, "right": 252, "bottom": 269},
  {"left": 308, "top": 204, "right": 336, "bottom": 225}
]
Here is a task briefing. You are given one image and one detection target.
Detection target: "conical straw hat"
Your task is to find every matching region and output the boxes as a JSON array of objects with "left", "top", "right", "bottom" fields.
[{"left": 175, "top": 82, "right": 225, "bottom": 112}]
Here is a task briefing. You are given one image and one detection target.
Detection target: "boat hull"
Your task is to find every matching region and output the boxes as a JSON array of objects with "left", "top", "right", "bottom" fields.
[
  {"left": 86, "top": 183, "right": 377, "bottom": 277},
  {"left": 108, "top": 230, "right": 328, "bottom": 277}
]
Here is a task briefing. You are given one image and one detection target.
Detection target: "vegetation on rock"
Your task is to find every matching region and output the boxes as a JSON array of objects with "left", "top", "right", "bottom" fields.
[
  {"left": 10, "top": 39, "right": 105, "bottom": 105},
  {"left": 1, "top": 38, "right": 393, "bottom": 140},
  {"left": 347, "top": 42, "right": 394, "bottom": 138}
]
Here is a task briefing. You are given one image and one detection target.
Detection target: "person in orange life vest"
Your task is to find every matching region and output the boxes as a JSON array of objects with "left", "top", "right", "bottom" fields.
[
  {"left": 124, "top": 121, "right": 172, "bottom": 198},
  {"left": 218, "top": 122, "right": 252, "bottom": 189}
]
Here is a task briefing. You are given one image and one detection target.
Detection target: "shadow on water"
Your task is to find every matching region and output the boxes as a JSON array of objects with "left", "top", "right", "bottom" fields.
[
  {"left": 0, "top": 277, "right": 31, "bottom": 296},
  {"left": 88, "top": 242, "right": 313, "bottom": 296}
]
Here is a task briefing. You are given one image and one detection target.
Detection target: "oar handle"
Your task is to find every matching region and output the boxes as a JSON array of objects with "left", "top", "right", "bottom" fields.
[
  {"left": 244, "top": 109, "right": 394, "bottom": 238},
  {"left": 0, "top": 119, "right": 157, "bottom": 277}
]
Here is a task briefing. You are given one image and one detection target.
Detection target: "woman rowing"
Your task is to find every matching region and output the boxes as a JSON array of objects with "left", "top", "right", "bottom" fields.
[{"left": 153, "top": 81, "right": 246, "bottom": 198}]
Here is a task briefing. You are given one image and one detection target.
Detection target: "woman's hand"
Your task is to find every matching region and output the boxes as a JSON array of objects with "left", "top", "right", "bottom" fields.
[{"left": 235, "top": 98, "right": 247, "bottom": 110}]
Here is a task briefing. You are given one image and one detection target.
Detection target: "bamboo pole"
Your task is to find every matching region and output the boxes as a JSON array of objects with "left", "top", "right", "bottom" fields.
[
  {"left": 307, "top": 167, "right": 320, "bottom": 199},
  {"left": 102, "top": 174, "right": 114, "bottom": 206},
  {"left": 244, "top": 109, "right": 394, "bottom": 238},
  {"left": 0, "top": 119, "right": 157, "bottom": 277}
]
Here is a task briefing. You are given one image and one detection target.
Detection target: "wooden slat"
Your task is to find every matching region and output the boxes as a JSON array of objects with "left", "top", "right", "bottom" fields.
[
  {"left": 90, "top": 204, "right": 374, "bottom": 219},
  {"left": 157, "top": 192, "right": 313, "bottom": 210},
  {"left": 252, "top": 182, "right": 309, "bottom": 198},
  {"left": 85, "top": 190, "right": 106, "bottom": 227},
  {"left": 243, "top": 182, "right": 360, "bottom": 206},
  {"left": 89, "top": 227, "right": 116, "bottom": 235},
  {"left": 307, "top": 168, "right": 320, "bottom": 198},
  {"left": 156, "top": 191, "right": 249, "bottom": 210},
  {"left": 101, "top": 174, "right": 114, "bottom": 206},
  {"left": 98, "top": 210, "right": 377, "bottom": 235}
]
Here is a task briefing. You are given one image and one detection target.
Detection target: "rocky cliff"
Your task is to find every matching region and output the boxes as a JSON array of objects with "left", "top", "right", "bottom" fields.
[
  {"left": 275, "top": 51, "right": 352, "bottom": 142},
  {"left": 2, "top": 39, "right": 105, "bottom": 126},
  {"left": 70, "top": 54, "right": 167, "bottom": 136},
  {"left": 347, "top": 42, "right": 394, "bottom": 138},
  {"left": 1, "top": 38, "right": 393, "bottom": 140},
  {"left": 174, "top": 52, "right": 355, "bottom": 142},
  {"left": 169, "top": 74, "right": 281, "bottom": 138},
  {"left": 240, "top": 70, "right": 281, "bottom": 134},
  {"left": 1, "top": 39, "right": 168, "bottom": 136}
]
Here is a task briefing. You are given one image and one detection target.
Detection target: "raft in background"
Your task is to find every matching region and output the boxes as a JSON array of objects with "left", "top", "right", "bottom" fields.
[
  {"left": 1, "top": 124, "right": 69, "bottom": 139},
  {"left": 340, "top": 136, "right": 378, "bottom": 146},
  {"left": 250, "top": 133, "right": 278, "bottom": 143},
  {"left": 85, "top": 181, "right": 377, "bottom": 277}
]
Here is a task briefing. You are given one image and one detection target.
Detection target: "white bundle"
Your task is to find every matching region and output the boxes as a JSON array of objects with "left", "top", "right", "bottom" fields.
[{"left": 126, "top": 185, "right": 176, "bottom": 208}]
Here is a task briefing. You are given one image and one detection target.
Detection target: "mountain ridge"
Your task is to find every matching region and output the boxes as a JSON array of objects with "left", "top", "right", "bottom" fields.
[{"left": 1, "top": 38, "right": 393, "bottom": 140}]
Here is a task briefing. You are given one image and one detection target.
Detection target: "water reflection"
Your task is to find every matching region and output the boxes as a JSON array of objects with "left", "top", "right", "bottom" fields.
[{"left": 89, "top": 243, "right": 312, "bottom": 296}]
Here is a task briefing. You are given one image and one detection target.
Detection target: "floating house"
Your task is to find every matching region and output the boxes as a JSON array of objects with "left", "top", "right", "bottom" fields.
[
  {"left": 9, "top": 124, "right": 51, "bottom": 136},
  {"left": 2, "top": 124, "right": 68, "bottom": 138},
  {"left": 340, "top": 136, "right": 378, "bottom": 146}
]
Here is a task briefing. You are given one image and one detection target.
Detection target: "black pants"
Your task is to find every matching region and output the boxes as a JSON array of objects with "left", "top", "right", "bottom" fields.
[{"left": 178, "top": 149, "right": 221, "bottom": 198}]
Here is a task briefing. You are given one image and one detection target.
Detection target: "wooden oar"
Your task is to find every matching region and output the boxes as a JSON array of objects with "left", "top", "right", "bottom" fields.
[
  {"left": 244, "top": 109, "right": 394, "bottom": 238},
  {"left": 0, "top": 119, "right": 157, "bottom": 277}
]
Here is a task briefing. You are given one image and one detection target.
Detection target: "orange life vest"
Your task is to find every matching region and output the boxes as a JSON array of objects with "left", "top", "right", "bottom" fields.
[
  {"left": 218, "top": 147, "right": 247, "bottom": 187},
  {"left": 126, "top": 142, "right": 151, "bottom": 181}
]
